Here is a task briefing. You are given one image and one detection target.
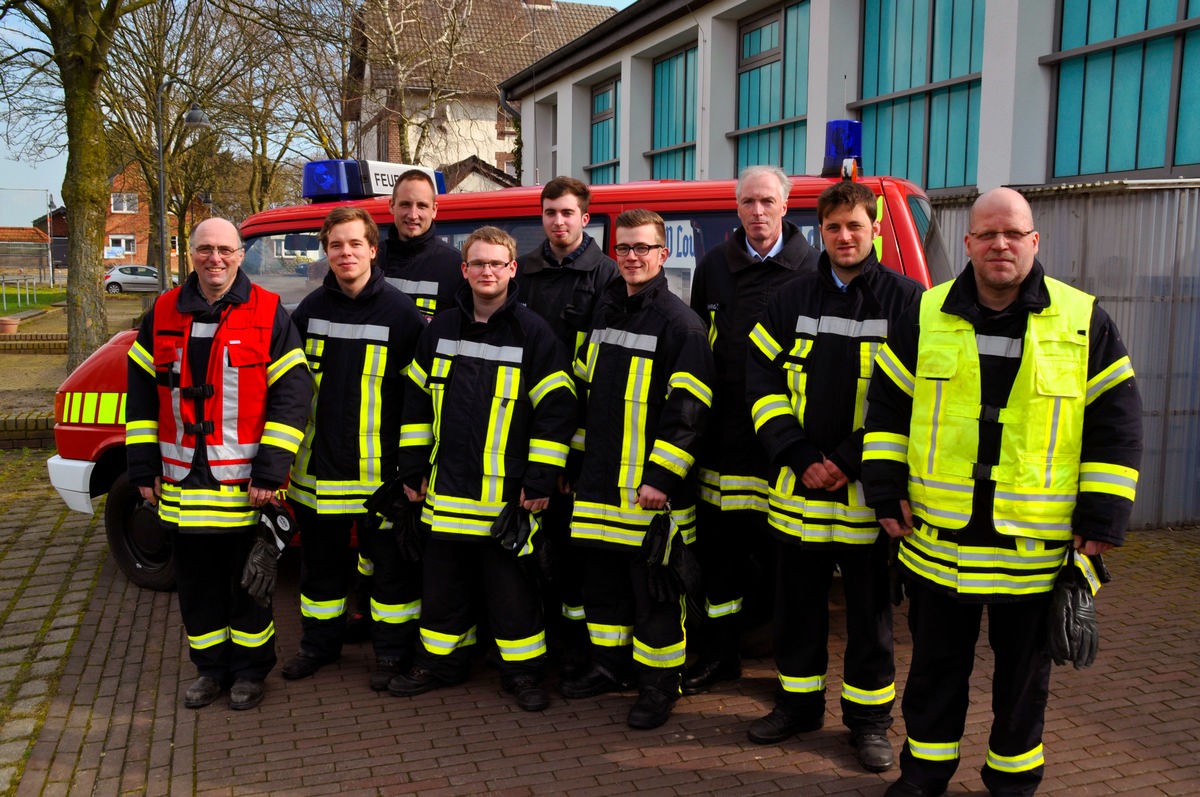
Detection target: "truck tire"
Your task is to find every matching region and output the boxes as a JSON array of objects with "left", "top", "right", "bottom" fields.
[{"left": 104, "top": 472, "right": 176, "bottom": 591}]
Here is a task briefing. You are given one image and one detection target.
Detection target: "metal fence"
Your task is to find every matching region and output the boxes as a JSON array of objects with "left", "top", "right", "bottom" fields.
[{"left": 933, "top": 180, "right": 1200, "bottom": 529}]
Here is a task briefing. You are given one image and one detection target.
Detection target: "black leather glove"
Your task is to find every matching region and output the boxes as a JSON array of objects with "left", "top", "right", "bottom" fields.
[
  {"left": 364, "top": 477, "right": 425, "bottom": 561},
  {"left": 888, "top": 537, "right": 906, "bottom": 606},
  {"left": 490, "top": 501, "right": 535, "bottom": 555},
  {"left": 1046, "top": 551, "right": 1102, "bottom": 669},
  {"left": 240, "top": 497, "right": 296, "bottom": 609},
  {"left": 643, "top": 508, "right": 696, "bottom": 603}
]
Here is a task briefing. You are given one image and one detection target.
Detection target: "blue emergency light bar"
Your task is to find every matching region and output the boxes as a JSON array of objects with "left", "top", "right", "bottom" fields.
[
  {"left": 822, "top": 120, "right": 863, "bottom": 179},
  {"left": 302, "top": 160, "right": 446, "bottom": 202}
]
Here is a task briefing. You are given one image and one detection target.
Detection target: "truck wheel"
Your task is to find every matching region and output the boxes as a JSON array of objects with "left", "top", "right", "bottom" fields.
[{"left": 104, "top": 472, "right": 176, "bottom": 590}]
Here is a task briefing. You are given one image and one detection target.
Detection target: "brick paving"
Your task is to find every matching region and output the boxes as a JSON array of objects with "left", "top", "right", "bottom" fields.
[{"left": 2, "top": 445, "right": 1198, "bottom": 795}]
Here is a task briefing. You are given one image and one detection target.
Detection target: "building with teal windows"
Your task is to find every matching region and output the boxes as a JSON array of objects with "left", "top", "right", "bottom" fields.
[{"left": 500, "top": 0, "right": 1200, "bottom": 529}]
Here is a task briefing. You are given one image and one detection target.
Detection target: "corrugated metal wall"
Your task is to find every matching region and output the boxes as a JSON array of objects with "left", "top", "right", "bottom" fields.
[{"left": 933, "top": 184, "right": 1200, "bottom": 529}]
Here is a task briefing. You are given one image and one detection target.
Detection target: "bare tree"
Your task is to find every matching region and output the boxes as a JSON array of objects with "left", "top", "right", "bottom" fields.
[{"left": 0, "top": 0, "right": 155, "bottom": 368}]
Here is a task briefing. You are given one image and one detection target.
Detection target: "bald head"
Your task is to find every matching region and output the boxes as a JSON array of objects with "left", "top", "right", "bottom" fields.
[
  {"left": 190, "top": 217, "right": 245, "bottom": 303},
  {"left": 965, "top": 187, "right": 1039, "bottom": 310}
]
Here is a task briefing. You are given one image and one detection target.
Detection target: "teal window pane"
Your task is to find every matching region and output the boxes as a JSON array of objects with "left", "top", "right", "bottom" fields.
[
  {"left": 1088, "top": 0, "right": 1117, "bottom": 44},
  {"left": 949, "top": 0, "right": 974, "bottom": 79},
  {"left": 1062, "top": 0, "right": 1089, "bottom": 49},
  {"left": 1107, "top": 43, "right": 1144, "bottom": 171},
  {"left": 877, "top": 102, "right": 895, "bottom": 175},
  {"left": 591, "top": 165, "right": 617, "bottom": 185},
  {"left": 861, "top": 105, "right": 879, "bottom": 175},
  {"left": 592, "top": 119, "right": 614, "bottom": 162},
  {"left": 685, "top": 48, "right": 698, "bottom": 142},
  {"left": 781, "top": 122, "right": 806, "bottom": 174},
  {"left": 890, "top": 98, "right": 911, "bottom": 178},
  {"left": 908, "top": 94, "right": 927, "bottom": 183},
  {"left": 1190, "top": 0, "right": 1200, "bottom": 19},
  {"left": 970, "top": 0, "right": 985, "bottom": 73},
  {"left": 927, "top": 89, "right": 950, "bottom": 188},
  {"left": 879, "top": 0, "right": 897, "bottom": 94},
  {"left": 863, "top": 0, "right": 880, "bottom": 97},
  {"left": 593, "top": 90, "right": 612, "bottom": 115},
  {"left": 1147, "top": 0, "right": 1176, "bottom": 25},
  {"left": 1055, "top": 58, "right": 1086, "bottom": 176},
  {"left": 743, "top": 21, "right": 779, "bottom": 58},
  {"left": 1116, "top": 0, "right": 1149, "bottom": 36},
  {"left": 931, "top": 0, "right": 954, "bottom": 81},
  {"left": 783, "top": 2, "right": 810, "bottom": 118},
  {"left": 1137, "top": 36, "right": 1170, "bottom": 168},
  {"left": 944, "top": 83, "right": 970, "bottom": 186},
  {"left": 911, "top": 1, "right": 929, "bottom": 88},
  {"left": 1178, "top": 30, "right": 1200, "bottom": 163},
  {"left": 1080, "top": 52, "right": 1114, "bottom": 174},
  {"left": 894, "top": 0, "right": 914, "bottom": 92},
  {"left": 965, "top": 81, "right": 980, "bottom": 185}
]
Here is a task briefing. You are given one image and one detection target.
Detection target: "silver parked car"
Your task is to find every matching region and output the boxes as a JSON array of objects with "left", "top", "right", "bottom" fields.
[{"left": 103, "top": 265, "right": 178, "bottom": 293}]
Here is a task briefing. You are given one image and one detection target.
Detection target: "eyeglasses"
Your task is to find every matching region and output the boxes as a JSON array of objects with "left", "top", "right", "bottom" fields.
[
  {"left": 614, "top": 243, "right": 664, "bottom": 257},
  {"left": 194, "top": 245, "right": 242, "bottom": 257},
  {"left": 969, "top": 229, "right": 1035, "bottom": 243},
  {"left": 465, "top": 260, "right": 511, "bottom": 272}
]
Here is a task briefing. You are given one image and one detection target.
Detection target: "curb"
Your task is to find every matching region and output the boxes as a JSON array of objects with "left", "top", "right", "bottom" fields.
[{"left": 0, "top": 412, "right": 55, "bottom": 449}]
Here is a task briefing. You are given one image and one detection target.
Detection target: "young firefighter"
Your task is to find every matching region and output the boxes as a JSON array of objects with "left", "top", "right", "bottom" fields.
[
  {"left": 280, "top": 207, "right": 427, "bottom": 690},
  {"left": 562, "top": 209, "right": 715, "bottom": 730},
  {"left": 744, "top": 181, "right": 924, "bottom": 770},
  {"left": 387, "top": 226, "right": 577, "bottom": 711}
]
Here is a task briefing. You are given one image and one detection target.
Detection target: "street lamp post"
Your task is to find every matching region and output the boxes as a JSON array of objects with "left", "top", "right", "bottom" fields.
[{"left": 155, "top": 80, "right": 210, "bottom": 292}]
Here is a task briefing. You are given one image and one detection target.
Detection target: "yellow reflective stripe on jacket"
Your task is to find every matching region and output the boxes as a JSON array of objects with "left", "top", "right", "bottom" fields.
[
  {"left": 649, "top": 439, "right": 694, "bottom": 478},
  {"left": 300, "top": 595, "right": 347, "bottom": 620},
  {"left": 529, "top": 438, "right": 569, "bottom": 467},
  {"left": 620, "top": 357, "right": 652, "bottom": 491},
  {"left": 421, "top": 488, "right": 505, "bottom": 537},
  {"left": 358, "top": 554, "right": 374, "bottom": 576},
  {"left": 899, "top": 525, "right": 1066, "bottom": 596},
  {"left": 779, "top": 673, "right": 825, "bottom": 694},
  {"left": 749, "top": 322, "right": 782, "bottom": 360},
  {"left": 262, "top": 421, "right": 304, "bottom": 454},
  {"left": 907, "top": 737, "right": 959, "bottom": 762},
  {"left": 408, "top": 358, "right": 430, "bottom": 391},
  {"left": 986, "top": 744, "right": 1044, "bottom": 773},
  {"left": 188, "top": 627, "right": 230, "bottom": 650},
  {"left": 874, "top": 342, "right": 915, "bottom": 397},
  {"left": 267, "top": 347, "right": 307, "bottom": 386},
  {"left": 158, "top": 483, "right": 257, "bottom": 528},
  {"left": 399, "top": 423, "right": 434, "bottom": 447},
  {"left": 862, "top": 431, "right": 909, "bottom": 463},
  {"left": 767, "top": 479, "right": 880, "bottom": 544},
  {"left": 420, "top": 625, "right": 477, "bottom": 655},
  {"left": 705, "top": 597, "right": 742, "bottom": 618},
  {"left": 496, "top": 631, "right": 547, "bottom": 662},
  {"left": 751, "top": 393, "right": 792, "bottom": 432},
  {"left": 128, "top": 340, "right": 154, "bottom": 376},
  {"left": 841, "top": 681, "right": 896, "bottom": 706},
  {"left": 125, "top": 419, "right": 158, "bottom": 446},
  {"left": 358, "top": 343, "right": 387, "bottom": 483},
  {"left": 587, "top": 622, "right": 632, "bottom": 647},
  {"left": 1078, "top": 461, "right": 1138, "bottom": 501},
  {"left": 633, "top": 634, "right": 685, "bottom": 668},
  {"left": 481, "top": 365, "right": 519, "bottom": 501},
  {"left": 908, "top": 278, "right": 1092, "bottom": 538},
  {"left": 231, "top": 622, "right": 275, "bottom": 648},
  {"left": 707, "top": 310, "right": 717, "bottom": 348},
  {"left": 697, "top": 468, "right": 768, "bottom": 512},
  {"left": 529, "top": 370, "right": 575, "bottom": 407},
  {"left": 371, "top": 597, "right": 421, "bottom": 624},
  {"left": 1086, "top": 355, "right": 1133, "bottom": 404},
  {"left": 667, "top": 371, "right": 712, "bottom": 406}
]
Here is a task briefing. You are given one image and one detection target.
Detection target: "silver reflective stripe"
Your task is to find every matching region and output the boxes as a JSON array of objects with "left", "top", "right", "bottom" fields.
[
  {"left": 927, "top": 380, "right": 943, "bottom": 474},
  {"left": 307, "top": 317, "right": 390, "bottom": 343},
  {"left": 976, "top": 334, "right": 1023, "bottom": 358},
  {"left": 794, "top": 315, "right": 888, "bottom": 338},
  {"left": 386, "top": 278, "right": 440, "bottom": 296},
  {"left": 222, "top": 346, "right": 241, "bottom": 458},
  {"left": 191, "top": 322, "right": 218, "bottom": 338},
  {"left": 1044, "top": 396, "right": 1061, "bottom": 488},
  {"left": 435, "top": 337, "right": 523, "bottom": 364},
  {"left": 593, "top": 327, "right": 658, "bottom": 353},
  {"left": 623, "top": 363, "right": 650, "bottom": 489},
  {"left": 362, "top": 344, "right": 383, "bottom": 482}
]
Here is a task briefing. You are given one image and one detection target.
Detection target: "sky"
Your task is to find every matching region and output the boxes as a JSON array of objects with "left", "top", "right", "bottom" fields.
[{"left": 0, "top": 0, "right": 636, "bottom": 225}]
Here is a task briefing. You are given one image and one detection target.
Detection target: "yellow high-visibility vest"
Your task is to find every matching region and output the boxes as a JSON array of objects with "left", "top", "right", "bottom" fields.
[{"left": 907, "top": 276, "right": 1094, "bottom": 540}]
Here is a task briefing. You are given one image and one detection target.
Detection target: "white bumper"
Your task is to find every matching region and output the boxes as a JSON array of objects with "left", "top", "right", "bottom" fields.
[{"left": 46, "top": 455, "right": 97, "bottom": 515}]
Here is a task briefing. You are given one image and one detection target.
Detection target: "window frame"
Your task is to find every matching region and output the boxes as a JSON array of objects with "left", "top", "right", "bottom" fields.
[
  {"left": 585, "top": 78, "right": 621, "bottom": 184},
  {"left": 110, "top": 192, "right": 139, "bottom": 214},
  {"left": 646, "top": 44, "right": 699, "bottom": 179},
  {"left": 108, "top": 234, "right": 136, "bottom": 255}
]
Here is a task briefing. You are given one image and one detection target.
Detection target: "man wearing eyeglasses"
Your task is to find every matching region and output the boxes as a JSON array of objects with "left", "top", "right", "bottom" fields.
[
  {"left": 386, "top": 226, "right": 576, "bottom": 712},
  {"left": 684, "top": 164, "right": 820, "bottom": 698},
  {"left": 124, "top": 217, "right": 311, "bottom": 710},
  {"left": 561, "top": 209, "right": 714, "bottom": 730},
  {"left": 862, "top": 188, "right": 1143, "bottom": 797}
]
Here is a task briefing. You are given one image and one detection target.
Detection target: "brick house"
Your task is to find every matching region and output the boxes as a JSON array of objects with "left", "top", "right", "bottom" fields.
[
  {"left": 0, "top": 227, "right": 50, "bottom": 273},
  {"left": 104, "top": 162, "right": 209, "bottom": 273}
]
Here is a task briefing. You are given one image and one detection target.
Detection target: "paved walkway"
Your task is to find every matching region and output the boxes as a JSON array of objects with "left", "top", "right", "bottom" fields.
[{"left": 2, "top": 446, "right": 1198, "bottom": 796}]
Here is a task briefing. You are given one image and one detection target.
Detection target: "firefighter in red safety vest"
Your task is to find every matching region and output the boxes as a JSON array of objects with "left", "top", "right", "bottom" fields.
[{"left": 125, "top": 218, "right": 311, "bottom": 711}]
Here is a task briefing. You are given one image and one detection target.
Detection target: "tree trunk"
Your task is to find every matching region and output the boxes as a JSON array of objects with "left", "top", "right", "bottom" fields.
[{"left": 59, "top": 61, "right": 110, "bottom": 371}]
